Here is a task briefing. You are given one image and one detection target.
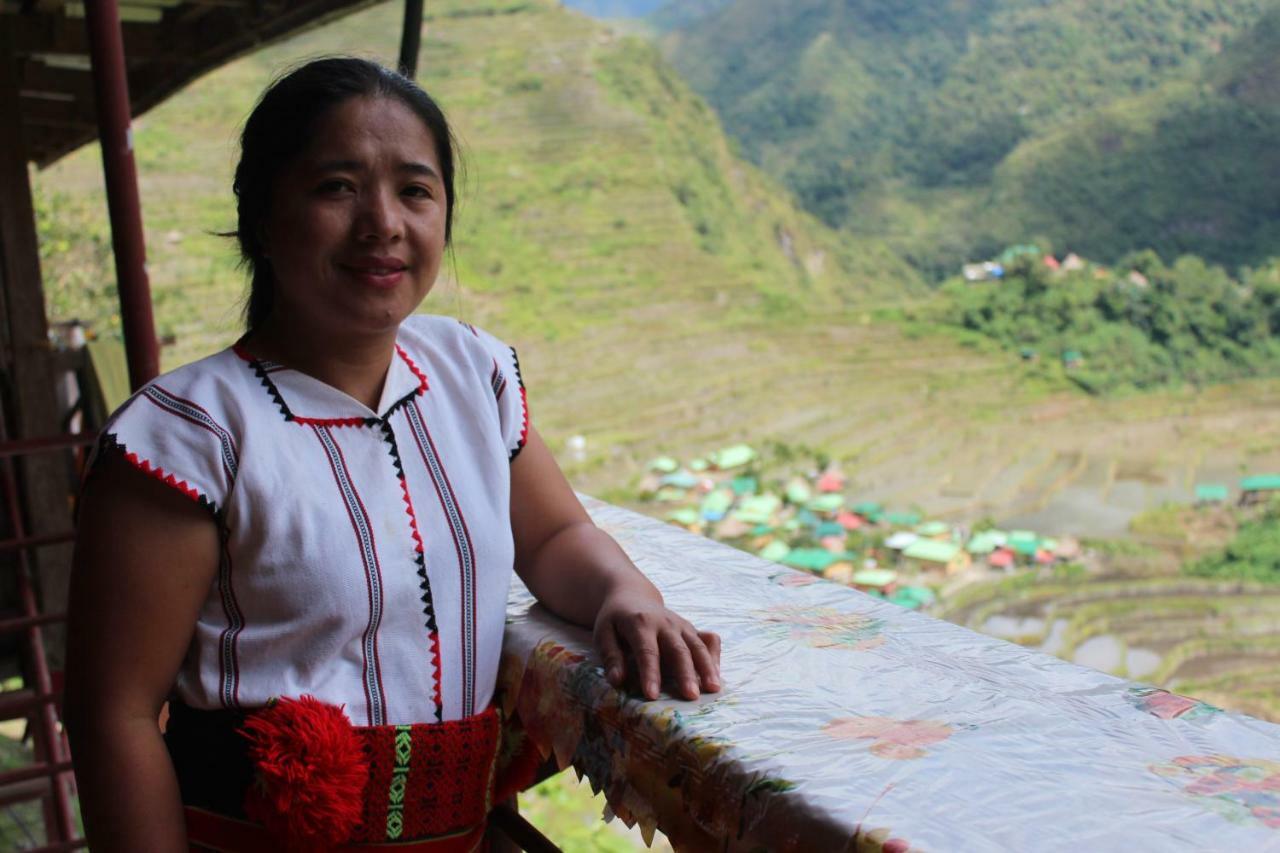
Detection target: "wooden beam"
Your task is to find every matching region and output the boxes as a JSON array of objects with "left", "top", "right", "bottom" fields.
[
  {"left": 17, "top": 0, "right": 380, "bottom": 168},
  {"left": 8, "top": 14, "right": 159, "bottom": 58},
  {"left": 19, "top": 58, "right": 96, "bottom": 103},
  {"left": 18, "top": 123, "right": 81, "bottom": 159},
  {"left": 19, "top": 92, "right": 94, "bottom": 125},
  {"left": 125, "top": 0, "right": 381, "bottom": 118},
  {"left": 0, "top": 31, "right": 75, "bottom": 667}
]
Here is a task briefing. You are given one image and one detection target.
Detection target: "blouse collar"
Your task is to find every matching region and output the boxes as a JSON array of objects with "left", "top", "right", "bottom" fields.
[{"left": 234, "top": 337, "right": 428, "bottom": 427}]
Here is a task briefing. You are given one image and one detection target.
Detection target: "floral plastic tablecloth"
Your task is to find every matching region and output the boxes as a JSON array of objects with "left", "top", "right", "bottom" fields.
[{"left": 499, "top": 498, "right": 1280, "bottom": 852}]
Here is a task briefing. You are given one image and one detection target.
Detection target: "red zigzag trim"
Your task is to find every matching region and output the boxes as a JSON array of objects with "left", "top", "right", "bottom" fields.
[
  {"left": 122, "top": 451, "right": 206, "bottom": 505},
  {"left": 517, "top": 385, "right": 529, "bottom": 450}
]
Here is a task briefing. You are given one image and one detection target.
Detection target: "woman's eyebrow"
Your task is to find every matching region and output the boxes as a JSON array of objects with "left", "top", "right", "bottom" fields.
[
  {"left": 399, "top": 161, "right": 441, "bottom": 180},
  {"left": 309, "top": 159, "right": 439, "bottom": 180}
]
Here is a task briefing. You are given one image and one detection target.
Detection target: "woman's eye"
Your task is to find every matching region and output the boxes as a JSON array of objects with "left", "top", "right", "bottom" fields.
[
  {"left": 403, "top": 184, "right": 432, "bottom": 199},
  {"left": 317, "top": 179, "right": 353, "bottom": 194}
]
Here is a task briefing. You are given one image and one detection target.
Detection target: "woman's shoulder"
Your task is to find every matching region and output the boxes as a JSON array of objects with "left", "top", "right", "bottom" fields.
[
  {"left": 104, "top": 346, "right": 248, "bottom": 429},
  {"left": 399, "top": 314, "right": 514, "bottom": 364}
]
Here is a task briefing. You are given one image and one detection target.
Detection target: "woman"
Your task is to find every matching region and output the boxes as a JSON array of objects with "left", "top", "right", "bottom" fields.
[{"left": 64, "top": 57, "right": 720, "bottom": 851}]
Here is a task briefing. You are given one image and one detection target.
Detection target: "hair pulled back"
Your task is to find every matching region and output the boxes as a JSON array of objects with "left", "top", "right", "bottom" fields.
[{"left": 233, "top": 57, "right": 457, "bottom": 332}]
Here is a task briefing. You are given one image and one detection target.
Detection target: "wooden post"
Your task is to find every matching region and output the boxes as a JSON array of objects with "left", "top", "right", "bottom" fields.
[
  {"left": 399, "top": 0, "right": 425, "bottom": 78},
  {"left": 0, "top": 32, "right": 76, "bottom": 669},
  {"left": 85, "top": 0, "right": 159, "bottom": 390}
]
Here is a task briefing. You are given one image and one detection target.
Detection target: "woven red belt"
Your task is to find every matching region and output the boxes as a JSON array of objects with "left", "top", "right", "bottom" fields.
[
  {"left": 184, "top": 806, "right": 487, "bottom": 852},
  {"left": 174, "top": 697, "right": 540, "bottom": 851}
]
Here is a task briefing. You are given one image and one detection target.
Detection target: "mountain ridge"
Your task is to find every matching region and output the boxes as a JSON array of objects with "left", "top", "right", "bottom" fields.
[{"left": 660, "top": 0, "right": 1275, "bottom": 276}]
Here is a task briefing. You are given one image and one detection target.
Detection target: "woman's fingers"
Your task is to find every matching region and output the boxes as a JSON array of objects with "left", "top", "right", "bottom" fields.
[
  {"left": 687, "top": 630, "right": 722, "bottom": 693},
  {"left": 617, "top": 614, "right": 663, "bottom": 700},
  {"left": 594, "top": 620, "right": 626, "bottom": 687},
  {"left": 603, "top": 609, "right": 723, "bottom": 700},
  {"left": 659, "top": 629, "right": 699, "bottom": 700},
  {"left": 698, "top": 630, "right": 722, "bottom": 661}
]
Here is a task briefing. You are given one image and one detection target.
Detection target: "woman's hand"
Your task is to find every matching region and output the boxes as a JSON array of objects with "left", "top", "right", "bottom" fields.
[
  {"left": 510, "top": 427, "right": 723, "bottom": 700},
  {"left": 593, "top": 594, "right": 721, "bottom": 701}
]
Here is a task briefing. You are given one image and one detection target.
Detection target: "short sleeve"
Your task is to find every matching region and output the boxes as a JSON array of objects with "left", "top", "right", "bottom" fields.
[
  {"left": 468, "top": 326, "right": 530, "bottom": 462},
  {"left": 92, "top": 379, "right": 239, "bottom": 516}
]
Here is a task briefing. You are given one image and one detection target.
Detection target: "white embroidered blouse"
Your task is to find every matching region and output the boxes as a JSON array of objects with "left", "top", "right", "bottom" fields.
[{"left": 94, "top": 315, "right": 528, "bottom": 726}]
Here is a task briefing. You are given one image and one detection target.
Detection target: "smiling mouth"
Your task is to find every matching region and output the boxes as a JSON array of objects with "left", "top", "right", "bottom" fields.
[{"left": 343, "top": 261, "right": 409, "bottom": 275}]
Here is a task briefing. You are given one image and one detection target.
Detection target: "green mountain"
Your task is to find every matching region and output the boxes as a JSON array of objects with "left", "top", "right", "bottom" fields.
[
  {"left": 662, "top": 0, "right": 1273, "bottom": 276},
  {"left": 985, "top": 3, "right": 1280, "bottom": 269}
]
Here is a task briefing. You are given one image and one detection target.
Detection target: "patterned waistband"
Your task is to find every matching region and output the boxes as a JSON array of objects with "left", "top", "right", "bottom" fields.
[
  {"left": 183, "top": 806, "right": 487, "bottom": 853},
  {"left": 166, "top": 699, "right": 510, "bottom": 848}
]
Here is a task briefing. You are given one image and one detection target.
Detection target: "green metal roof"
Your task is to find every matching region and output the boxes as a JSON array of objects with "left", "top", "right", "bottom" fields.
[
  {"left": 915, "top": 521, "right": 950, "bottom": 537},
  {"left": 966, "top": 533, "right": 1000, "bottom": 555},
  {"left": 648, "top": 456, "right": 679, "bottom": 473},
  {"left": 1240, "top": 475, "right": 1280, "bottom": 492},
  {"left": 808, "top": 494, "right": 845, "bottom": 513},
  {"left": 667, "top": 507, "right": 699, "bottom": 526},
  {"left": 852, "top": 569, "right": 897, "bottom": 587},
  {"left": 782, "top": 548, "right": 839, "bottom": 571},
  {"left": 712, "top": 444, "right": 756, "bottom": 469},
  {"left": 1195, "top": 484, "right": 1229, "bottom": 502},
  {"left": 889, "top": 586, "right": 935, "bottom": 608},
  {"left": 902, "top": 540, "right": 961, "bottom": 563},
  {"left": 758, "top": 541, "right": 790, "bottom": 563}
]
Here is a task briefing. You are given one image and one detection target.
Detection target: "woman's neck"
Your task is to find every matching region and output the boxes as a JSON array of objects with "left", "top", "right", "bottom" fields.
[{"left": 243, "top": 316, "right": 396, "bottom": 411}]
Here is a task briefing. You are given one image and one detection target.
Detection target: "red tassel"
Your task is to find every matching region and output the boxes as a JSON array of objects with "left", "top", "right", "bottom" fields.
[{"left": 240, "top": 696, "right": 369, "bottom": 851}]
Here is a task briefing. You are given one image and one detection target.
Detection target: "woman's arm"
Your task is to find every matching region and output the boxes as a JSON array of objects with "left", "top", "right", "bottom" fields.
[
  {"left": 510, "top": 427, "right": 720, "bottom": 700},
  {"left": 63, "top": 453, "right": 220, "bottom": 852}
]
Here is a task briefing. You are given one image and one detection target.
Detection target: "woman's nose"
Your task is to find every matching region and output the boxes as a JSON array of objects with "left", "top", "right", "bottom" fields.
[{"left": 356, "top": 188, "right": 402, "bottom": 242}]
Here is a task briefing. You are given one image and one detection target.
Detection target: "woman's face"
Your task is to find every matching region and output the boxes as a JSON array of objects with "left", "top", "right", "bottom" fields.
[{"left": 262, "top": 95, "right": 447, "bottom": 342}]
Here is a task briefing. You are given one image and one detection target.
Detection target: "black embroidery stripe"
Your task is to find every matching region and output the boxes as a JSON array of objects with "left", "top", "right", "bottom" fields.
[
  {"left": 508, "top": 347, "right": 524, "bottom": 390},
  {"left": 382, "top": 387, "right": 422, "bottom": 422},
  {"left": 405, "top": 400, "right": 477, "bottom": 716},
  {"left": 312, "top": 425, "right": 387, "bottom": 726},
  {"left": 243, "top": 355, "right": 294, "bottom": 422},
  {"left": 216, "top": 532, "right": 244, "bottom": 709},
  {"left": 490, "top": 360, "right": 507, "bottom": 401},
  {"left": 507, "top": 347, "right": 528, "bottom": 463},
  {"left": 241, "top": 348, "right": 424, "bottom": 425},
  {"left": 378, "top": 422, "right": 444, "bottom": 724},
  {"left": 143, "top": 385, "right": 240, "bottom": 486}
]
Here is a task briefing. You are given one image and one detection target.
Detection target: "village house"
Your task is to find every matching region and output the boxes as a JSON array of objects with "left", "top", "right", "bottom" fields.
[
  {"left": 901, "top": 539, "right": 972, "bottom": 576},
  {"left": 1239, "top": 474, "right": 1280, "bottom": 506}
]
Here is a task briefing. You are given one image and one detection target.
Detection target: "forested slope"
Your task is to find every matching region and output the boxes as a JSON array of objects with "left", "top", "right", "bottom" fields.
[{"left": 660, "top": 0, "right": 1275, "bottom": 276}]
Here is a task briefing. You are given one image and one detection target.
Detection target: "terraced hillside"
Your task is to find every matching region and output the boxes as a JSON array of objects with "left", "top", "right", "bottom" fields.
[
  {"left": 938, "top": 550, "right": 1280, "bottom": 721},
  {"left": 34, "top": 0, "right": 1280, "bottom": 536}
]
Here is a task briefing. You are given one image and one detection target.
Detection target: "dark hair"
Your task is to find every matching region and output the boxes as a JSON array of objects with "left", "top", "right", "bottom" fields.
[{"left": 233, "top": 57, "right": 457, "bottom": 331}]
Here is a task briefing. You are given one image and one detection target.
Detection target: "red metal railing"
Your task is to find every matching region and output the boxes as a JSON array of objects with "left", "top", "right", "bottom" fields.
[{"left": 0, "top": 421, "right": 95, "bottom": 850}]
